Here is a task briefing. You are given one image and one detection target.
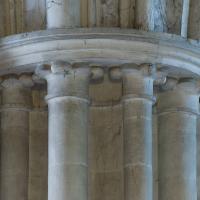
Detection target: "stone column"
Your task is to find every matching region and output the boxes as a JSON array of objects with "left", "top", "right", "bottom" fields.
[
  {"left": 46, "top": 0, "right": 80, "bottom": 28},
  {"left": 157, "top": 78, "right": 199, "bottom": 200},
  {"left": 0, "top": 74, "right": 33, "bottom": 200},
  {"left": 135, "top": 0, "right": 154, "bottom": 31},
  {"left": 37, "top": 62, "right": 90, "bottom": 200},
  {"left": 122, "top": 64, "right": 154, "bottom": 200}
]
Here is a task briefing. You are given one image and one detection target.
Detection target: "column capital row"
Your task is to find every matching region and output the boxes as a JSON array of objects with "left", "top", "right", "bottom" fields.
[
  {"left": 0, "top": 62, "right": 200, "bottom": 93},
  {"left": 35, "top": 61, "right": 166, "bottom": 83},
  {"left": 0, "top": 74, "right": 34, "bottom": 89},
  {"left": 34, "top": 61, "right": 200, "bottom": 89}
]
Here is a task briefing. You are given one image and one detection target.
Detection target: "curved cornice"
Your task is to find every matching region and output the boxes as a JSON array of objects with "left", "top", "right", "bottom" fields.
[{"left": 1, "top": 28, "right": 200, "bottom": 77}]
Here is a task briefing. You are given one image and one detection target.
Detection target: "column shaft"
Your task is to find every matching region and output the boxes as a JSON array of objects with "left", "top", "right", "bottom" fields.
[
  {"left": 123, "top": 67, "right": 153, "bottom": 200},
  {"left": 0, "top": 77, "right": 32, "bottom": 200},
  {"left": 135, "top": 0, "right": 154, "bottom": 31},
  {"left": 46, "top": 0, "right": 80, "bottom": 28},
  {"left": 157, "top": 79, "right": 198, "bottom": 200},
  {"left": 45, "top": 66, "right": 90, "bottom": 200}
]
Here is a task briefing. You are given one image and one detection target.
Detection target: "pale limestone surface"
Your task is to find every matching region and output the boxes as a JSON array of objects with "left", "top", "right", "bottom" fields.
[
  {"left": 0, "top": 1, "right": 4, "bottom": 36},
  {"left": 153, "top": 113, "right": 158, "bottom": 200},
  {"left": 95, "top": 0, "right": 119, "bottom": 27},
  {"left": 119, "top": 0, "right": 135, "bottom": 28},
  {"left": 2, "top": 29, "right": 200, "bottom": 78},
  {"left": 134, "top": 0, "right": 154, "bottom": 31},
  {"left": 1, "top": 1, "right": 200, "bottom": 197},
  {"left": 24, "top": 0, "right": 46, "bottom": 32},
  {"left": 157, "top": 79, "right": 199, "bottom": 200},
  {"left": 37, "top": 65, "right": 90, "bottom": 200},
  {"left": 164, "top": 0, "right": 183, "bottom": 34},
  {"left": 46, "top": 0, "right": 80, "bottom": 28},
  {"left": 28, "top": 88, "right": 48, "bottom": 200},
  {"left": 122, "top": 66, "right": 154, "bottom": 200},
  {"left": 198, "top": 117, "right": 200, "bottom": 200},
  {"left": 0, "top": 29, "right": 199, "bottom": 200},
  {"left": 188, "top": 0, "right": 200, "bottom": 39},
  {"left": 88, "top": 72, "right": 123, "bottom": 200},
  {"left": 89, "top": 105, "right": 123, "bottom": 200},
  {"left": 0, "top": 63, "right": 199, "bottom": 200},
  {"left": 0, "top": 76, "right": 33, "bottom": 200}
]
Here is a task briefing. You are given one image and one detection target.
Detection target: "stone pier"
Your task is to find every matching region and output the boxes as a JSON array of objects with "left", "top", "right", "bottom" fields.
[
  {"left": 0, "top": 74, "right": 33, "bottom": 200},
  {"left": 37, "top": 62, "right": 90, "bottom": 200},
  {"left": 157, "top": 78, "right": 199, "bottom": 200},
  {"left": 122, "top": 64, "right": 154, "bottom": 200}
]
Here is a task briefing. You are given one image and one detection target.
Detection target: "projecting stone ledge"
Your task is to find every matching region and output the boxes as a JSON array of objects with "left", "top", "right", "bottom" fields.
[{"left": 0, "top": 28, "right": 200, "bottom": 78}]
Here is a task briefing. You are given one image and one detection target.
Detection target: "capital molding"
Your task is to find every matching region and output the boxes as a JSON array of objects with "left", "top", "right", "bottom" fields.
[
  {"left": 158, "top": 76, "right": 200, "bottom": 94},
  {"left": 156, "top": 76, "right": 200, "bottom": 116},
  {"left": 35, "top": 61, "right": 92, "bottom": 82}
]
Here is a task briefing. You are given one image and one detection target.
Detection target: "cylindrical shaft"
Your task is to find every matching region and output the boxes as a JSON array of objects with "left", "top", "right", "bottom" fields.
[
  {"left": 123, "top": 67, "right": 153, "bottom": 200},
  {"left": 181, "top": 0, "right": 190, "bottom": 37},
  {"left": 157, "top": 78, "right": 198, "bottom": 200},
  {"left": 46, "top": 66, "right": 90, "bottom": 200},
  {"left": 46, "top": 0, "right": 80, "bottom": 28}
]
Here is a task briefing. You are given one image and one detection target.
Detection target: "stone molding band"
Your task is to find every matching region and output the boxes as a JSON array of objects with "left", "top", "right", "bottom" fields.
[
  {"left": 1, "top": 29, "right": 200, "bottom": 77},
  {"left": 0, "top": 105, "right": 32, "bottom": 112},
  {"left": 122, "top": 94, "right": 156, "bottom": 103},
  {"left": 157, "top": 107, "right": 200, "bottom": 116},
  {"left": 45, "top": 95, "right": 90, "bottom": 104}
]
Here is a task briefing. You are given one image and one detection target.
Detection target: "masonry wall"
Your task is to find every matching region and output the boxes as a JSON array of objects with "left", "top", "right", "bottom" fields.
[
  {"left": 1, "top": 0, "right": 200, "bottom": 39},
  {"left": 27, "top": 77, "right": 166, "bottom": 200}
]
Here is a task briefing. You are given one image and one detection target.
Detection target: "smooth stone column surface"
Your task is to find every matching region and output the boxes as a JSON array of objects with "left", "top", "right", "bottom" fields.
[
  {"left": 135, "top": 0, "right": 154, "bottom": 31},
  {"left": 37, "top": 62, "right": 90, "bottom": 200},
  {"left": 122, "top": 64, "right": 154, "bottom": 200},
  {"left": 0, "top": 75, "right": 33, "bottom": 200},
  {"left": 197, "top": 116, "right": 200, "bottom": 200},
  {"left": 46, "top": 0, "right": 80, "bottom": 28},
  {"left": 157, "top": 78, "right": 198, "bottom": 200}
]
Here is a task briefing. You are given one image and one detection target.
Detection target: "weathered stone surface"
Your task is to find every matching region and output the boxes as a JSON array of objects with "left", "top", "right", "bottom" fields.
[
  {"left": 46, "top": 0, "right": 80, "bottom": 28},
  {"left": 153, "top": 112, "right": 158, "bottom": 200},
  {"left": 188, "top": 0, "right": 200, "bottom": 39},
  {"left": 165, "top": 0, "right": 183, "bottom": 34},
  {"left": 89, "top": 105, "right": 123, "bottom": 200},
  {"left": 158, "top": 113, "right": 197, "bottom": 200},
  {"left": 135, "top": 0, "right": 154, "bottom": 31},
  {"left": 0, "top": 1, "right": 5, "bottom": 36},
  {"left": 0, "top": 76, "right": 33, "bottom": 200},
  {"left": 0, "top": 0, "right": 200, "bottom": 198},
  {"left": 122, "top": 67, "right": 154, "bottom": 200},
  {"left": 1, "top": 0, "right": 200, "bottom": 39},
  {"left": 96, "top": 0, "right": 119, "bottom": 27},
  {"left": 89, "top": 73, "right": 122, "bottom": 104},
  {"left": 24, "top": 0, "right": 46, "bottom": 32},
  {"left": 90, "top": 171, "right": 123, "bottom": 200},
  {"left": 119, "top": 0, "right": 135, "bottom": 28},
  {"left": 28, "top": 88, "right": 48, "bottom": 200},
  {"left": 39, "top": 66, "right": 90, "bottom": 200},
  {"left": 197, "top": 117, "right": 200, "bottom": 200},
  {"left": 157, "top": 79, "right": 199, "bottom": 200}
]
